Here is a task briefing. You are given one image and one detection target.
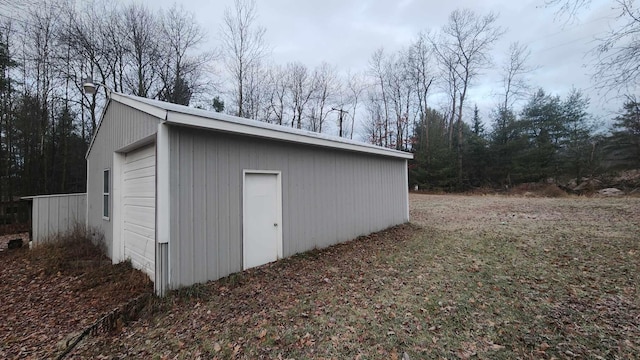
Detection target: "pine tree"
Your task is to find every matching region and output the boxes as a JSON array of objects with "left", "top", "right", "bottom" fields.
[{"left": 605, "top": 100, "right": 640, "bottom": 169}]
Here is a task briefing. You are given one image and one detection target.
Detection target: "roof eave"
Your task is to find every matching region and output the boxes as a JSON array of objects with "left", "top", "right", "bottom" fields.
[
  {"left": 84, "top": 93, "right": 167, "bottom": 160},
  {"left": 165, "top": 111, "right": 414, "bottom": 159}
]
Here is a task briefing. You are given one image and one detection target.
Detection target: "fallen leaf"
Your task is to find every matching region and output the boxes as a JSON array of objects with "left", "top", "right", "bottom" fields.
[{"left": 456, "top": 349, "right": 476, "bottom": 359}]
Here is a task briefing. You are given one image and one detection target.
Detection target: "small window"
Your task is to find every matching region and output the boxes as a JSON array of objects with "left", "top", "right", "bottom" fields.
[{"left": 103, "top": 169, "right": 110, "bottom": 219}]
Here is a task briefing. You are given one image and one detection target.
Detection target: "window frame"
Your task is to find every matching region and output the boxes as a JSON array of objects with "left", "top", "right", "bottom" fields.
[{"left": 103, "top": 168, "right": 110, "bottom": 220}]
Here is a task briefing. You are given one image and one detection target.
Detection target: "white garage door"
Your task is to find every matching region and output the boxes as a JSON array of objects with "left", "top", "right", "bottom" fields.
[{"left": 122, "top": 144, "right": 156, "bottom": 281}]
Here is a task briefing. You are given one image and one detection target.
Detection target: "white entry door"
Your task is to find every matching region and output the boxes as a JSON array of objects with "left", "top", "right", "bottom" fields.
[
  {"left": 122, "top": 144, "right": 156, "bottom": 281},
  {"left": 243, "top": 172, "right": 282, "bottom": 270}
]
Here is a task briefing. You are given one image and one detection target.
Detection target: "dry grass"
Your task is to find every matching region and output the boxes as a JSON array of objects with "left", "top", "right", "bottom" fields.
[
  {"left": 508, "top": 183, "right": 568, "bottom": 197},
  {"left": 70, "top": 194, "right": 640, "bottom": 359}
]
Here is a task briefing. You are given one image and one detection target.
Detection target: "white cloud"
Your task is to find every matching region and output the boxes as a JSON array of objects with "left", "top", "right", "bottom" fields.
[{"left": 148, "top": 0, "right": 629, "bottom": 123}]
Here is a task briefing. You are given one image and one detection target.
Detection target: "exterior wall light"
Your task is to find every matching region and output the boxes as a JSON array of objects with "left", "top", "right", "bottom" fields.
[{"left": 82, "top": 78, "right": 111, "bottom": 97}]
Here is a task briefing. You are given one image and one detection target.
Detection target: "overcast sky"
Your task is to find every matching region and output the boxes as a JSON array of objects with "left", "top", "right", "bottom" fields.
[{"left": 148, "top": 0, "right": 628, "bottom": 129}]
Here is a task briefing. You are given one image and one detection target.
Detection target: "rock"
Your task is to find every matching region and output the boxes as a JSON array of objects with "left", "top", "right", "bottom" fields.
[
  {"left": 7, "top": 238, "right": 23, "bottom": 249},
  {"left": 598, "top": 188, "right": 623, "bottom": 197},
  {"left": 574, "top": 178, "right": 602, "bottom": 192}
]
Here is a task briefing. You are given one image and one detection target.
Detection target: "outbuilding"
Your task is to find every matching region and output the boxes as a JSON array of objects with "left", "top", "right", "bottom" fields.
[{"left": 86, "top": 93, "right": 412, "bottom": 295}]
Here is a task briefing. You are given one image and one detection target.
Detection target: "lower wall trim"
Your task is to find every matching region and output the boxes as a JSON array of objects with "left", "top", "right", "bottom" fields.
[{"left": 155, "top": 242, "right": 169, "bottom": 296}]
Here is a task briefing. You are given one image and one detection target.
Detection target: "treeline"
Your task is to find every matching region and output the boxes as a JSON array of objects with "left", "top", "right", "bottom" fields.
[
  {"left": 0, "top": 0, "right": 638, "bottom": 204},
  {"left": 411, "top": 90, "right": 640, "bottom": 190},
  {"left": 412, "top": 89, "right": 588, "bottom": 189},
  {"left": 0, "top": 0, "right": 212, "bottom": 199}
]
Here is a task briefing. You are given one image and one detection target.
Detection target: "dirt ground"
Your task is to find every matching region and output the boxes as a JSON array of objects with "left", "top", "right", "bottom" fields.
[
  {"left": 67, "top": 194, "right": 639, "bottom": 359},
  {"left": 0, "top": 235, "right": 152, "bottom": 359}
]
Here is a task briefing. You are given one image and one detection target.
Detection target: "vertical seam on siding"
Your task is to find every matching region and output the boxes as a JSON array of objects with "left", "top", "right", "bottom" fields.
[
  {"left": 203, "top": 136, "right": 208, "bottom": 283},
  {"left": 190, "top": 136, "right": 195, "bottom": 283}
]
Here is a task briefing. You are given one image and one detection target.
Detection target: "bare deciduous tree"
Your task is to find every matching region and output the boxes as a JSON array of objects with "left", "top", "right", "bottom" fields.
[
  {"left": 545, "top": 0, "right": 591, "bottom": 20},
  {"left": 408, "top": 33, "right": 436, "bottom": 156},
  {"left": 548, "top": 0, "right": 640, "bottom": 93},
  {"left": 286, "top": 61, "right": 315, "bottom": 129},
  {"left": 387, "top": 51, "right": 413, "bottom": 150},
  {"left": 265, "top": 64, "right": 287, "bottom": 125},
  {"left": 242, "top": 58, "right": 268, "bottom": 120},
  {"left": 432, "top": 44, "right": 459, "bottom": 148},
  {"left": 369, "top": 48, "right": 391, "bottom": 147},
  {"left": 59, "top": 1, "right": 117, "bottom": 129},
  {"left": 122, "top": 3, "right": 159, "bottom": 98},
  {"left": 308, "top": 62, "right": 339, "bottom": 133},
  {"left": 220, "top": 0, "right": 267, "bottom": 117},
  {"left": 434, "top": 9, "right": 503, "bottom": 187},
  {"left": 158, "top": 4, "right": 211, "bottom": 105},
  {"left": 501, "top": 41, "right": 534, "bottom": 111},
  {"left": 344, "top": 71, "right": 367, "bottom": 139}
]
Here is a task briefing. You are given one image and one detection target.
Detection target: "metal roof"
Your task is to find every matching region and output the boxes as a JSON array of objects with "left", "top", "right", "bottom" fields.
[{"left": 89, "top": 92, "right": 413, "bottom": 160}]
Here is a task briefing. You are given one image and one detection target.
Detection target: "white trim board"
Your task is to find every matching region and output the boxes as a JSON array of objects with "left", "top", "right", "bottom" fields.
[
  {"left": 156, "top": 123, "right": 170, "bottom": 245},
  {"left": 85, "top": 94, "right": 167, "bottom": 160},
  {"left": 102, "top": 168, "right": 111, "bottom": 221},
  {"left": 112, "top": 152, "right": 125, "bottom": 262},
  {"left": 404, "top": 159, "right": 410, "bottom": 222},
  {"left": 21, "top": 193, "right": 86, "bottom": 200},
  {"left": 111, "top": 93, "right": 168, "bottom": 120}
]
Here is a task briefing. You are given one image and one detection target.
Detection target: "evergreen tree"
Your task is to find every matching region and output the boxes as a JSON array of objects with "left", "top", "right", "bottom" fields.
[
  {"left": 409, "top": 108, "right": 456, "bottom": 190},
  {"left": 472, "top": 104, "right": 484, "bottom": 136},
  {"left": 605, "top": 100, "right": 640, "bottom": 169},
  {"left": 560, "top": 89, "right": 595, "bottom": 182},
  {"left": 517, "top": 89, "right": 564, "bottom": 182},
  {"left": 212, "top": 96, "right": 225, "bottom": 112},
  {"left": 465, "top": 105, "right": 488, "bottom": 186},
  {"left": 161, "top": 75, "right": 192, "bottom": 106},
  {"left": 488, "top": 107, "right": 522, "bottom": 186}
]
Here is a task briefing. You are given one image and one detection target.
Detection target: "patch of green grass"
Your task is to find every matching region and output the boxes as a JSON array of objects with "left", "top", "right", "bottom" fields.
[{"left": 74, "top": 195, "right": 640, "bottom": 359}]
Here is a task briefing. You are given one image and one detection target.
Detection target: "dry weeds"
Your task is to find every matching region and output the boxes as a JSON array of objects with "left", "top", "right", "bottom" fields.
[{"left": 0, "top": 229, "right": 152, "bottom": 359}]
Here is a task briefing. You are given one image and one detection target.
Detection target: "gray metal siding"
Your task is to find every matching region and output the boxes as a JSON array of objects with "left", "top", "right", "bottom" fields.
[
  {"left": 30, "top": 193, "right": 86, "bottom": 245},
  {"left": 86, "top": 101, "right": 160, "bottom": 257},
  {"left": 169, "top": 127, "right": 409, "bottom": 288}
]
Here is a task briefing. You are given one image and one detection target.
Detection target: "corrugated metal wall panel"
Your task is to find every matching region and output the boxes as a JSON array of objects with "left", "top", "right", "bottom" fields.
[
  {"left": 86, "top": 101, "right": 160, "bottom": 257},
  {"left": 169, "top": 127, "right": 409, "bottom": 288},
  {"left": 192, "top": 138, "right": 207, "bottom": 284},
  {"left": 30, "top": 193, "right": 87, "bottom": 245}
]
